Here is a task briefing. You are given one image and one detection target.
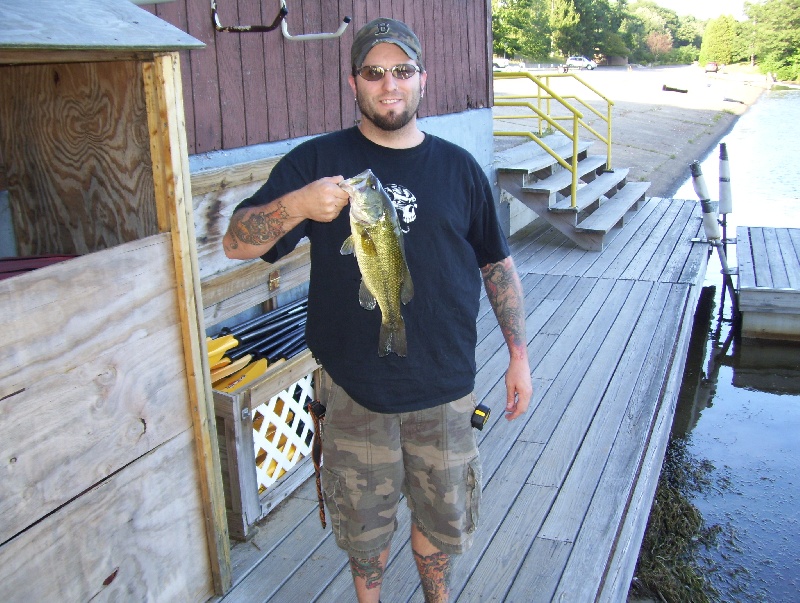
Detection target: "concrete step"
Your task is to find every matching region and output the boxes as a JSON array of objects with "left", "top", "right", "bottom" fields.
[{"left": 576, "top": 182, "right": 651, "bottom": 234}]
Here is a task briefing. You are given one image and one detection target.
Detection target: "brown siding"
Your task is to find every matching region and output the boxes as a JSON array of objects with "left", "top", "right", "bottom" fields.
[{"left": 144, "top": 0, "right": 491, "bottom": 156}]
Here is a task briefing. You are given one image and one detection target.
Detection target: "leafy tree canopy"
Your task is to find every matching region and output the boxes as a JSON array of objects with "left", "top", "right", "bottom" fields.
[{"left": 491, "top": 0, "right": 800, "bottom": 80}]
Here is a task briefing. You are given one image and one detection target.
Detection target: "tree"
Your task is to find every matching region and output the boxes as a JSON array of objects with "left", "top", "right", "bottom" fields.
[
  {"left": 550, "top": 0, "right": 581, "bottom": 56},
  {"left": 699, "top": 15, "right": 738, "bottom": 64},
  {"left": 646, "top": 30, "right": 673, "bottom": 61},
  {"left": 492, "top": 0, "right": 552, "bottom": 60},
  {"left": 747, "top": 0, "right": 800, "bottom": 81}
]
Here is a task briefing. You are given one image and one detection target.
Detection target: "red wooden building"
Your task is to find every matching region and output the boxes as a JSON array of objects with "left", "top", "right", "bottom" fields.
[{"left": 141, "top": 0, "right": 494, "bottom": 156}]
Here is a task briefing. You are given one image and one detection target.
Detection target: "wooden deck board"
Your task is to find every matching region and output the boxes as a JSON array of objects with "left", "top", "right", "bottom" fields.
[
  {"left": 777, "top": 228, "right": 800, "bottom": 289},
  {"left": 737, "top": 226, "right": 800, "bottom": 340},
  {"left": 213, "top": 197, "right": 708, "bottom": 603},
  {"left": 548, "top": 282, "right": 685, "bottom": 600}
]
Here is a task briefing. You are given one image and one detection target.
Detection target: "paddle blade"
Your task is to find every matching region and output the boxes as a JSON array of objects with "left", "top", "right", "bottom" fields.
[{"left": 215, "top": 358, "right": 269, "bottom": 393}]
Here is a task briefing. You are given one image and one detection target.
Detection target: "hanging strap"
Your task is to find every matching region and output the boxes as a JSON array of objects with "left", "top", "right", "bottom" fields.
[{"left": 306, "top": 400, "right": 327, "bottom": 529}]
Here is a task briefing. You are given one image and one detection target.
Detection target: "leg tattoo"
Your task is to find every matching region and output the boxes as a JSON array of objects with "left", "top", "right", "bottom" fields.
[
  {"left": 349, "top": 554, "right": 385, "bottom": 590},
  {"left": 413, "top": 549, "right": 452, "bottom": 602}
]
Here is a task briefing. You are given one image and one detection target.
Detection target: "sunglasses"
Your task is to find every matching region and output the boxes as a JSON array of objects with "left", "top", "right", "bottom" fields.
[{"left": 356, "top": 63, "right": 421, "bottom": 82}]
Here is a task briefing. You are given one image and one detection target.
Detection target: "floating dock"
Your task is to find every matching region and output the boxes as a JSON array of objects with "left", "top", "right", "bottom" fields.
[
  {"left": 213, "top": 197, "right": 708, "bottom": 603},
  {"left": 737, "top": 226, "right": 800, "bottom": 341}
]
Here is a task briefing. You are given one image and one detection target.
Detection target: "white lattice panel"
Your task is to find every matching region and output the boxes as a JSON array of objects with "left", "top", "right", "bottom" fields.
[{"left": 252, "top": 373, "right": 315, "bottom": 492}]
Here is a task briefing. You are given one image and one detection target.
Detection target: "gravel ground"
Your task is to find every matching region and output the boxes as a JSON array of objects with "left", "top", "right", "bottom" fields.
[{"left": 493, "top": 64, "right": 772, "bottom": 198}]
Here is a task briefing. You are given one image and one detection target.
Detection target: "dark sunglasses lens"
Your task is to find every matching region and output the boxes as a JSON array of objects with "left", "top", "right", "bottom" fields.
[
  {"left": 392, "top": 65, "right": 418, "bottom": 79},
  {"left": 359, "top": 66, "right": 385, "bottom": 81}
]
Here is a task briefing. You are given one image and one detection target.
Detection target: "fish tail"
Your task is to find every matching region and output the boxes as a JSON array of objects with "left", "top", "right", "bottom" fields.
[{"left": 379, "top": 318, "right": 407, "bottom": 357}]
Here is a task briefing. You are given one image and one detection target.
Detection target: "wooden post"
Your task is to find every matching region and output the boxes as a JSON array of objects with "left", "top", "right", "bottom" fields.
[{"left": 143, "top": 52, "right": 232, "bottom": 593}]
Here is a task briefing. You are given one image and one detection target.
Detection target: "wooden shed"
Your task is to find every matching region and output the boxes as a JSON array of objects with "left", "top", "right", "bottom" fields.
[
  {"left": 0, "top": 1, "right": 230, "bottom": 600},
  {"left": 1, "top": 1, "right": 501, "bottom": 600}
]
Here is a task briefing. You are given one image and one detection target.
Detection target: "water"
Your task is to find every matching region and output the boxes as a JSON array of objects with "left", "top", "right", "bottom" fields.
[{"left": 669, "top": 88, "right": 800, "bottom": 601}]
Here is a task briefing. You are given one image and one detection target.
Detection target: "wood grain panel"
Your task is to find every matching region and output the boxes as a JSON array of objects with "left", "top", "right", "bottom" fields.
[
  {"left": 154, "top": 0, "right": 197, "bottom": 154},
  {"left": 284, "top": 0, "right": 309, "bottom": 138},
  {"left": 263, "top": 0, "right": 291, "bottom": 142},
  {"left": 186, "top": 0, "right": 222, "bottom": 152},
  {"left": 216, "top": 0, "right": 247, "bottom": 150},
  {"left": 0, "top": 61, "right": 157, "bottom": 255},
  {"left": 0, "top": 430, "right": 213, "bottom": 603},
  {"left": 0, "top": 235, "right": 191, "bottom": 545},
  {"left": 238, "top": 0, "right": 270, "bottom": 146},
  {"left": 321, "top": 0, "right": 344, "bottom": 134}
]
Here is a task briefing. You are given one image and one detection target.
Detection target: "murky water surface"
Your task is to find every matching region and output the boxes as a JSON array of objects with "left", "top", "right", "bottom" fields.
[{"left": 671, "top": 89, "right": 800, "bottom": 601}]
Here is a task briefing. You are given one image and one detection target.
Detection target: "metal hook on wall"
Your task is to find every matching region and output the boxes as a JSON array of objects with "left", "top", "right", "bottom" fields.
[
  {"left": 211, "top": 0, "right": 287, "bottom": 33},
  {"left": 279, "top": 0, "right": 351, "bottom": 41}
]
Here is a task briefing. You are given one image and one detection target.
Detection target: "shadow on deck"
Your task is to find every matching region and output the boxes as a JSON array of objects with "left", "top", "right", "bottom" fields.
[{"left": 213, "top": 196, "right": 709, "bottom": 603}]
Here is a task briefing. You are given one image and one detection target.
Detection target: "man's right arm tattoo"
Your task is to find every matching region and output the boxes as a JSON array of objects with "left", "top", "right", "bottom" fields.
[{"left": 227, "top": 201, "right": 291, "bottom": 251}]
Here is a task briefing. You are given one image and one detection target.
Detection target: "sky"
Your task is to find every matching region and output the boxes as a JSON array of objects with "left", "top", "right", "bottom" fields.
[{"left": 655, "top": 0, "right": 746, "bottom": 20}]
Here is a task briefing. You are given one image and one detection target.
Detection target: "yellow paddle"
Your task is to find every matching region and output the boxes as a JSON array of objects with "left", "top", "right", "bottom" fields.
[
  {"left": 211, "top": 354, "right": 252, "bottom": 385},
  {"left": 215, "top": 358, "right": 269, "bottom": 393},
  {"left": 207, "top": 334, "right": 239, "bottom": 366}
]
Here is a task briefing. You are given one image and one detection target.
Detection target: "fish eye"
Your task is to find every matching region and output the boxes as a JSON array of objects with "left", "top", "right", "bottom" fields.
[{"left": 370, "top": 184, "right": 377, "bottom": 190}]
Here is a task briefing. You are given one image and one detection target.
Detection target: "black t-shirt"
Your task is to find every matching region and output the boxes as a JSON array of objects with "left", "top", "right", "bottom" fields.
[{"left": 235, "top": 127, "right": 510, "bottom": 412}]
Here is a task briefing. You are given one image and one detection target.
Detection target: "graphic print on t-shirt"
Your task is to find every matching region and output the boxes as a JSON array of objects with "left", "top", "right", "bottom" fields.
[{"left": 384, "top": 183, "right": 417, "bottom": 234}]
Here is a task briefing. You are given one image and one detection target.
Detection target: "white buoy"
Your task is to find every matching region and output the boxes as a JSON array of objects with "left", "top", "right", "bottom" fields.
[
  {"left": 718, "top": 143, "right": 733, "bottom": 215},
  {"left": 691, "top": 161, "right": 721, "bottom": 240},
  {"left": 690, "top": 161, "right": 738, "bottom": 316}
]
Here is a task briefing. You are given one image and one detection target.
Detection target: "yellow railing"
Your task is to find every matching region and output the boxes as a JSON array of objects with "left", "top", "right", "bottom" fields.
[{"left": 493, "top": 71, "right": 614, "bottom": 208}]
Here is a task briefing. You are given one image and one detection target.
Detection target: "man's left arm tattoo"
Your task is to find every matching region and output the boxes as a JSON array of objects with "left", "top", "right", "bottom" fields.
[{"left": 481, "top": 257, "right": 527, "bottom": 353}]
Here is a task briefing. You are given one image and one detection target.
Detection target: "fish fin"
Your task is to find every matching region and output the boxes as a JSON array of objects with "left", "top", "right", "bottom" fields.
[
  {"left": 379, "top": 318, "right": 407, "bottom": 357},
  {"left": 359, "top": 280, "right": 377, "bottom": 310},
  {"left": 340, "top": 235, "right": 354, "bottom": 255},
  {"left": 360, "top": 231, "right": 378, "bottom": 256},
  {"left": 401, "top": 267, "right": 414, "bottom": 304}
]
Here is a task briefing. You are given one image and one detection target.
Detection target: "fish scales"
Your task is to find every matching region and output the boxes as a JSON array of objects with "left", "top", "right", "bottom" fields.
[{"left": 339, "top": 169, "right": 414, "bottom": 357}]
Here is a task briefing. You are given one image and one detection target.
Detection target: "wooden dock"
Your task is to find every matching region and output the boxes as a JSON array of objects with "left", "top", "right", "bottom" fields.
[
  {"left": 737, "top": 226, "right": 800, "bottom": 341},
  {"left": 211, "top": 197, "right": 709, "bottom": 603}
]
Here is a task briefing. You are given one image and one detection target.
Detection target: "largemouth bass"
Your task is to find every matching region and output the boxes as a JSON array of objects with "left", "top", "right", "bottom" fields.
[{"left": 339, "top": 169, "right": 414, "bottom": 357}]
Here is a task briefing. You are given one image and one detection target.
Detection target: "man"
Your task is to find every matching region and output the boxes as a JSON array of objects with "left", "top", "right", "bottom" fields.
[{"left": 223, "top": 17, "right": 532, "bottom": 603}]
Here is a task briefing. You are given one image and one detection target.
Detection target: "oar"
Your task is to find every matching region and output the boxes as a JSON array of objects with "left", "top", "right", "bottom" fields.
[
  {"left": 207, "top": 334, "right": 239, "bottom": 366},
  {"left": 267, "top": 330, "right": 306, "bottom": 362},
  {"left": 214, "top": 358, "right": 269, "bottom": 393},
  {"left": 250, "top": 321, "right": 306, "bottom": 360},
  {"left": 228, "top": 317, "right": 307, "bottom": 361},
  {"left": 238, "top": 311, "right": 308, "bottom": 342},
  {"left": 279, "top": 339, "right": 308, "bottom": 361},
  {"left": 220, "top": 297, "right": 307, "bottom": 337},
  {"left": 211, "top": 354, "right": 252, "bottom": 384},
  {"left": 210, "top": 356, "right": 232, "bottom": 371}
]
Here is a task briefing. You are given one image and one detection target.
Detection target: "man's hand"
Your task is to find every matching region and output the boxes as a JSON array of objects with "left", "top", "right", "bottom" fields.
[
  {"left": 291, "top": 176, "right": 351, "bottom": 223},
  {"left": 504, "top": 355, "right": 532, "bottom": 420},
  {"left": 481, "top": 256, "right": 532, "bottom": 421},
  {"left": 223, "top": 176, "right": 351, "bottom": 260}
]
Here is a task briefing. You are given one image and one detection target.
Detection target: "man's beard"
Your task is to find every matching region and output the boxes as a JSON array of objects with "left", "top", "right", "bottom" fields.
[{"left": 356, "top": 86, "right": 421, "bottom": 131}]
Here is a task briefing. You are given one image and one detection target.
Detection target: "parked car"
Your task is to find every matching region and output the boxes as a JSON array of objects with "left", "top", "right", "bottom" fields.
[
  {"left": 492, "top": 57, "right": 510, "bottom": 70},
  {"left": 705, "top": 61, "right": 719, "bottom": 73},
  {"left": 565, "top": 56, "right": 597, "bottom": 70}
]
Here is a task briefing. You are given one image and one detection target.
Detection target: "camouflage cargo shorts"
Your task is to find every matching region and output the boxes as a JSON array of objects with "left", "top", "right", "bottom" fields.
[{"left": 319, "top": 372, "right": 482, "bottom": 559}]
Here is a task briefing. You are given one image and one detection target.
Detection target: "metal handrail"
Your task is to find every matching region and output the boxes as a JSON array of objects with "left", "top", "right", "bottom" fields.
[{"left": 493, "top": 71, "right": 615, "bottom": 208}]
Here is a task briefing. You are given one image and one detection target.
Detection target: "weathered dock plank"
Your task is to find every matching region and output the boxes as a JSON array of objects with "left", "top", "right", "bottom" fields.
[
  {"left": 737, "top": 226, "right": 800, "bottom": 341},
  {"left": 212, "top": 198, "right": 708, "bottom": 603}
]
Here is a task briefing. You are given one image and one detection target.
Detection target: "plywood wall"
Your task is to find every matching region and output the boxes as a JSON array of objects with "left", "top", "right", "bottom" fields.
[{"left": 0, "top": 61, "right": 158, "bottom": 255}]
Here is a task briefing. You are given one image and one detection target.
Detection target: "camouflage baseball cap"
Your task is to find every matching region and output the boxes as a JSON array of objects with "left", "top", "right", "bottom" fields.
[{"left": 351, "top": 18, "right": 424, "bottom": 72}]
